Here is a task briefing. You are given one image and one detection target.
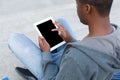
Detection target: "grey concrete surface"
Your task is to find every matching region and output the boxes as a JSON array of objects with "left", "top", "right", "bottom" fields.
[{"left": 0, "top": 0, "right": 120, "bottom": 79}]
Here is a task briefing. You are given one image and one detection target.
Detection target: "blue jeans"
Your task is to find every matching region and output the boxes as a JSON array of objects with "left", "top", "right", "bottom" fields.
[
  {"left": 111, "top": 72, "right": 120, "bottom": 80},
  {"left": 8, "top": 18, "right": 76, "bottom": 80}
]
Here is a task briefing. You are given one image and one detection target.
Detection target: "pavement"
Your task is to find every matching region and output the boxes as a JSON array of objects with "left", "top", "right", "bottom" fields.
[{"left": 0, "top": 0, "right": 120, "bottom": 79}]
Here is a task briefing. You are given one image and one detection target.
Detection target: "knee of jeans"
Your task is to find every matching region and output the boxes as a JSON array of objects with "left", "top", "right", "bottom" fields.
[
  {"left": 56, "top": 18, "right": 77, "bottom": 41},
  {"left": 8, "top": 33, "right": 24, "bottom": 48},
  {"left": 56, "top": 18, "right": 66, "bottom": 25},
  {"left": 56, "top": 18, "right": 70, "bottom": 31}
]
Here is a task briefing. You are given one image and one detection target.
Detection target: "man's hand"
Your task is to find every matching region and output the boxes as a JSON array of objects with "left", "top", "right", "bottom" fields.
[
  {"left": 52, "top": 22, "right": 72, "bottom": 42},
  {"left": 38, "top": 36, "right": 50, "bottom": 52}
]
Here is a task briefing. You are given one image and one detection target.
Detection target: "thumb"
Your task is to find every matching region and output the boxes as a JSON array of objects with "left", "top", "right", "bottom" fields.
[
  {"left": 40, "top": 36, "right": 45, "bottom": 42},
  {"left": 38, "top": 36, "right": 44, "bottom": 46},
  {"left": 40, "top": 36, "right": 49, "bottom": 45}
]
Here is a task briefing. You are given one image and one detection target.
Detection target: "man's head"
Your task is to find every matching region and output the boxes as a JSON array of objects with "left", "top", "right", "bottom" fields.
[{"left": 76, "top": 0, "right": 113, "bottom": 25}]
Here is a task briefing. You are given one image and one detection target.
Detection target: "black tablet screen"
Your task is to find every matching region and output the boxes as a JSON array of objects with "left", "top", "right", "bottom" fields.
[{"left": 37, "top": 20, "right": 63, "bottom": 47}]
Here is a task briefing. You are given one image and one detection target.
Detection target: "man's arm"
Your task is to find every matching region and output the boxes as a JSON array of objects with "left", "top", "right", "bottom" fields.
[
  {"left": 42, "top": 52, "right": 59, "bottom": 80},
  {"left": 55, "top": 55, "right": 85, "bottom": 80},
  {"left": 42, "top": 52, "right": 85, "bottom": 80}
]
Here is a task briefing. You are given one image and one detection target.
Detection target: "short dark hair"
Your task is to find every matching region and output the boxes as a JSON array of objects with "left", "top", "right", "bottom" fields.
[{"left": 79, "top": 0, "right": 113, "bottom": 17}]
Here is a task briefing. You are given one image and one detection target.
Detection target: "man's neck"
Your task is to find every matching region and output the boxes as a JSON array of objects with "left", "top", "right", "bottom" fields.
[{"left": 87, "top": 16, "right": 113, "bottom": 37}]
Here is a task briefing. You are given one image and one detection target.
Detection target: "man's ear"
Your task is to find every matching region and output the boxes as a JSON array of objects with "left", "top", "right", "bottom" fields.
[{"left": 84, "top": 4, "right": 91, "bottom": 14}]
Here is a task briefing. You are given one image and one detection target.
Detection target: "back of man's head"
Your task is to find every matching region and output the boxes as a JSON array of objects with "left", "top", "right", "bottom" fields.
[{"left": 79, "top": 0, "right": 113, "bottom": 17}]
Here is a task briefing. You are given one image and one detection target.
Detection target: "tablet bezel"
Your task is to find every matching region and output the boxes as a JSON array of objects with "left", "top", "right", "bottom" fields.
[{"left": 34, "top": 17, "right": 66, "bottom": 51}]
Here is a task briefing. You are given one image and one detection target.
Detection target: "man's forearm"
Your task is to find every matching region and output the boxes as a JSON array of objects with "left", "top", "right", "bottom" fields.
[{"left": 42, "top": 52, "right": 59, "bottom": 80}]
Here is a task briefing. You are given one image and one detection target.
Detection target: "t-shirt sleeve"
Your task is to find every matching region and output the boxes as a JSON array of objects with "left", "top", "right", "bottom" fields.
[{"left": 42, "top": 52, "right": 59, "bottom": 80}]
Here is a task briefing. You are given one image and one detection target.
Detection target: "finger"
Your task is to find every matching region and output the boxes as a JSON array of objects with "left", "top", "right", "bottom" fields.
[
  {"left": 52, "top": 27, "right": 62, "bottom": 36},
  {"left": 38, "top": 36, "right": 44, "bottom": 46},
  {"left": 41, "top": 36, "right": 49, "bottom": 46},
  {"left": 51, "top": 28, "right": 58, "bottom": 32},
  {"left": 42, "top": 37, "right": 47, "bottom": 45},
  {"left": 57, "top": 29, "right": 61, "bottom": 35}
]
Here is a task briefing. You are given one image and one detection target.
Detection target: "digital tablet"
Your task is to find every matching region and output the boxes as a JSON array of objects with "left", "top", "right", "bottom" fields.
[{"left": 34, "top": 17, "right": 66, "bottom": 51}]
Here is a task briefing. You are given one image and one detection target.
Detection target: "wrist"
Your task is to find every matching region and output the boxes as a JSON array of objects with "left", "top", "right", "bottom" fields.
[{"left": 42, "top": 52, "right": 53, "bottom": 61}]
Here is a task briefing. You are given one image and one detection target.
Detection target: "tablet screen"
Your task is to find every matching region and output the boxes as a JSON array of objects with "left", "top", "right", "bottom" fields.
[{"left": 37, "top": 20, "right": 63, "bottom": 48}]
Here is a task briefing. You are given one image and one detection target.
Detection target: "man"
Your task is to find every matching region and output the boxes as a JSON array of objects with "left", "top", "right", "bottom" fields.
[{"left": 8, "top": 0, "right": 120, "bottom": 80}]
